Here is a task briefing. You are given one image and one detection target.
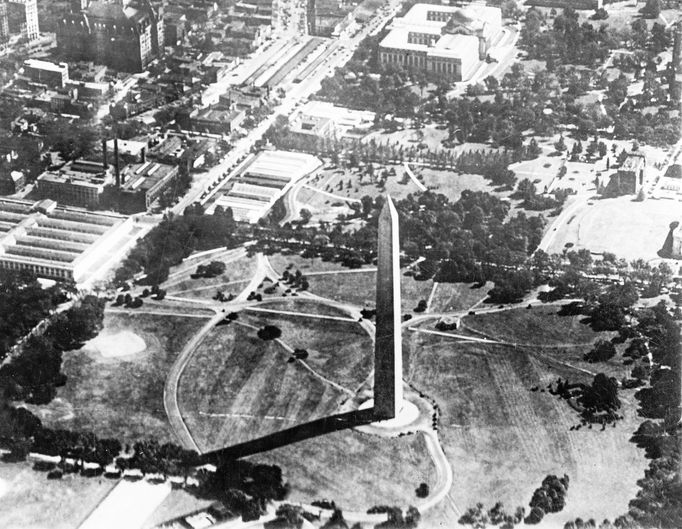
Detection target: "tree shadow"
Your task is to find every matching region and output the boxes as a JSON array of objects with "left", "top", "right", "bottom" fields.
[{"left": 200, "top": 407, "right": 377, "bottom": 464}]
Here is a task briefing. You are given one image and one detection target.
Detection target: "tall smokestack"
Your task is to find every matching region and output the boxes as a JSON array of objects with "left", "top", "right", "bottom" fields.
[
  {"left": 141, "top": 146, "right": 146, "bottom": 163},
  {"left": 102, "top": 138, "right": 108, "bottom": 168},
  {"left": 114, "top": 138, "right": 120, "bottom": 188}
]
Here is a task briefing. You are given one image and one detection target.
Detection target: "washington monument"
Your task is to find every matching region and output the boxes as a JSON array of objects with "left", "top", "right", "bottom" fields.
[{"left": 373, "top": 196, "right": 404, "bottom": 420}]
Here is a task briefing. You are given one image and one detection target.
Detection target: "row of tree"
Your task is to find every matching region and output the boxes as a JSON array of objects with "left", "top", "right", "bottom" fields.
[{"left": 0, "top": 295, "right": 105, "bottom": 404}]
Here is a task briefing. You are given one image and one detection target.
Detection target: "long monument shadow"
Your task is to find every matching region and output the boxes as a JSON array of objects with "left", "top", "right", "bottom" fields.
[{"left": 200, "top": 408, "right": 376, "bottom": 463}]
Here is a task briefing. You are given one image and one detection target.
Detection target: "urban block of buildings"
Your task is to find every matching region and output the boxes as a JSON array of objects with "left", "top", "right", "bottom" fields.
[
  {"left": 212, "top": 150, "right": 322, "bottom": 223},
  {"left": 378, "top": 3, "right": 502, "bottom": 81},
  {"left": 0, "top": 197, "right": 133, "bottom": 283},
  {"left": 118, "top": 159, "right": 179, "bottom": 213},
  {"left": 306, "top": 0, "right": 355, "bottom": 38},
  {"left": 36, "top": 158, "right": 114, "bottom": 209},
  {"left": 190, "top": 106, "right": 246, "bottom": 135},
  {"left": 0, "top": 0, "right": 39, "bottom": 43},
  {"left": 56, "top": 0, "right": 165, "bottom": 72}
]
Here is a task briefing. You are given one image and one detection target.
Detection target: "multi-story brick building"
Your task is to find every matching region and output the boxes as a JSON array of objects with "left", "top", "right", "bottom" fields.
[{"left": 56, "top": 0, "right": 164, "bottom": 73}]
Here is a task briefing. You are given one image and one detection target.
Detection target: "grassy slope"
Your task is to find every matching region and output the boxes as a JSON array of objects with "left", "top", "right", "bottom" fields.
[
  {"left": 166, "top": 255, "right": 256, "bottom": 295},
  {"left": 407, "top": 316, "right": 648, "bottom": 527},
  {"left": 178, "top": 323, "right": 347, "bottom": 451},
  {"left": 0, "top": 462, "right": 117, "bottom": 529},
  {"left": 38, "top": 313, "right": 207, "bottom": 444},
  {"left": 429, "top": 282, "right": 492, "bottom": 313},
  {"left": 238, "top": 310, "right": 373, "bottom": 390},
  {"left": 249, "top": 430, "right": 436, "bottom": 511},
  {"left": 306, "top": 270, "right": 434, "bottom": 313},
  {"left": 461, "top": 305, "right": 607, "bottom": 346}
]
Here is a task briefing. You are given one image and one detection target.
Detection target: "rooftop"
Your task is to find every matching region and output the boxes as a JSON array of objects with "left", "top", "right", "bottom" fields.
[{"left": 121, "top": 161, "right": 176, "bottom": 193}]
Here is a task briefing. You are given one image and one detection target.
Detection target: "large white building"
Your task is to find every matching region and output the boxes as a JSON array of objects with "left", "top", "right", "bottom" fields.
[
  {"left": 0, "top": 197, "right": 134, "bottom": 283},
  {"left": 378, "top": 3, "right": 502, "bottom": 81},
  {"left": 212, "top": 150, "right": 322, "bottom": 223}
]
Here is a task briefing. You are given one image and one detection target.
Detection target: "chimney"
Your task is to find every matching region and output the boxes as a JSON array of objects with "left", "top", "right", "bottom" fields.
[
  {"left": 141, "top": 146, "right": 146, "bottom": 163},
  {"left": 102, "top": 138, "right": 108, "bottom": 168},
  {"left": 114, "top": 138, "right": 120, "bottom": 188}
]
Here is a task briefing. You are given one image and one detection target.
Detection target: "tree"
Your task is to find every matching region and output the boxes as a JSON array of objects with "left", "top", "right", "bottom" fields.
[
  {"left": 641, "top": 0, "right": 661, "bottom": 18},
  {"left": 299, "top": 208, "right": 312, "bottom": 224},
  {"left": 484, "top": 75, "right": 499, "bottom": 92},
  {"left": 257, "top": 326, "right": 282, "bottom": 341},
  {"left": 584, "top": 339, "right": 617, "bottom": 362}
]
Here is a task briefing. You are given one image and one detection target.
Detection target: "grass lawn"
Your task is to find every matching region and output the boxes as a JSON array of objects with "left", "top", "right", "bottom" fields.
[
  {"left": 298, "top": 165, "right": 422, "bottom": 208},
  {"left": 178, "top": 322, "right": 347, "bottom": 452},
  {"left": 35, "top": 313, "right": 208, "bottom": 444},
  {"left": 544, "top": 196, "right": 681, "bottom": 260},
  {"left": 429, "top": 282, "right": 492, "bottom": 313},
  {"left": 143, "top": 489, "right": 216, "bottom": 529},
  {"left": 171, "top": 280, "right": 250, "bottom": 302},
  {"left": 305, "top": 270, "right": 434, "bottom": 313},
  {"left": 406, "top": 330, "right": 649, "bottom": 527},
  {"left": 249, "top": 298, "right": 355, "bottom": 318},
  {"left": 166, "top": 254, "right": 257, "bottom": 295},
  {"left": 250, "top": 430, "right": 435, "bottom": 511},
  {"left": 267, "top": 253, "right": 370, "bottom": 276},
  {"left": 0, "top": 462, "right": 118, "bottom": 529},
  {"left": 461, "top": 305, "right": 606, "bottom": 346},
  {"left": 238, "top": 309, "right": 373, "bottom": 390},
  {"left": 418, "top": 168, "right": 493, "bottom": 201}
]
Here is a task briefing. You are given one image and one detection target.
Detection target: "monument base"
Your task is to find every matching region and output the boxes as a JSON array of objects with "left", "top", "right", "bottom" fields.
[{"left": 359, "top": 399, "right": 420, "bottom": 430}]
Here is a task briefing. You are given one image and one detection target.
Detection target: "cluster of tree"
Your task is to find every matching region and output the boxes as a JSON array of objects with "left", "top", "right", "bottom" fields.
[
  {"left": 193, "top": 261, "right": 226, "bottom": 279},
  {"left": 0, "top": 269, "right": 69, "bottom": 360},
  {"left": 281, "top": 269, "right": 310, "bottom": 291},
  {"left": 316, "top": 66, "right": 420, "bottom": 118},
  {"left": 258, "top": 325, "right": 282, "bottom": 341},
  {"left": 577, "top": 373, "right": 621, "bottom": 417},
  {"left": 512, "top": 179, "right": 567, "bottom": 212},
  {"left": 525, "top": 475, "right": 570, "bottom": 524},
  {"left": 458, "top": 502, "right": 525, "bottom": 528},
  {"left": 0, "top": 295, "right": 105, "bottom": 404},
  {"left": 115, "top": 206, "right": 237, "bottom": 285},
  {"left": 196, "top": 460, "right": 288, "bottom": 522},
  {"left": 583, "top": 340, "right": 617, "bottom": 363},
  {"left": 521, "top": 8, "right": 616, "bottom": 68},
  {"left": 374, "top": 506, "right": 421, "bottom": 528}
]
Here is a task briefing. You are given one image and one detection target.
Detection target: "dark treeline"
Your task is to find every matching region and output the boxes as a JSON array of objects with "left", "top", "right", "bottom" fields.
[{"left": 115, "top": 204, "right": 238, "bottom": 285}]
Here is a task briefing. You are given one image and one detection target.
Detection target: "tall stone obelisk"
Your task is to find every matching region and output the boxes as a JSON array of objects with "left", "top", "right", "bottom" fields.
[{"left": 373, "top": 195, "right": 404, "bottom": 420}]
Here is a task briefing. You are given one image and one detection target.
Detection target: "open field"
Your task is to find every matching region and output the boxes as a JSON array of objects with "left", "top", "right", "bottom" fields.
[
  {"left": 248, "top": 298, "right": 356, "bottom": 318},
  {"left": 418, "top": 168, "right": 493, "bottom": 201},
  {"left": 297, "top": 164, "right": 421, "bottom": 208},
  {"left": 544, "top": 195, "right": 681, "bottom": 260},
  {"left": 170, "top": 279, "right": 251, "bottom": 302},
  {"left": 406, "top": 329, "right": 649, "bottom": 527},
  {"left": 305, "top": 270, "right": 434, "bottom": 312},
  {"left": 36, "top": 313, "right": 208, "bottom": 444},
  {"left": 0, "top": 462, "right": 117, "bottom": 529},
  {"left": 461, "top": 305, "right": 606, "bottom": 346},
  {"left": 250, "top": 430, "right": 435, "bottom": 511},
  {"left": 238, "top": 309, "right": 373, "bottom": 390},
  {"left": 267, "top": 253, "right": 371, "bottom": 276},
  {"left": 143, "top": 489, "right": 217, "bottom": 529},
  {"left": 166, "top": 254, "right": 257, "bottom": 294},
  {"left": 429, "top": 282, "right": 492, "bottom": 313},
  {"left": 178, "top": 321, "right": 349, "bottom": 452}
]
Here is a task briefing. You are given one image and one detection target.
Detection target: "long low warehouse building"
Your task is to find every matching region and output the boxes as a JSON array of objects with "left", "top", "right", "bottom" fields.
[
  {"left": 0, "top": 198, "right": 134, "bottom": 283},
  {"left": 212, "top": 150, "right": 322, "bottom": 222}
]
